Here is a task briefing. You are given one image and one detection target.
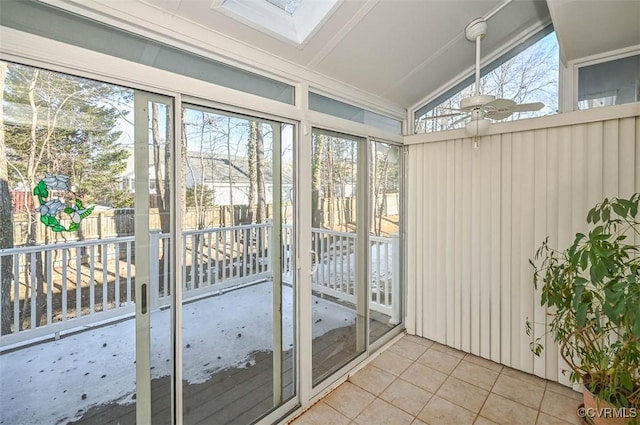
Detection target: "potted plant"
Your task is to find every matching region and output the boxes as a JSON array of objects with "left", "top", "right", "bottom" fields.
[{"left": 529, "top": 193, "right": 640, "bottom": 425}]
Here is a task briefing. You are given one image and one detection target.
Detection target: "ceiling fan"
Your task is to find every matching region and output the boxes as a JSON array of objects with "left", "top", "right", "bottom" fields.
[{"left": 427, "top": 18, "right": 545, "bottom": 137}]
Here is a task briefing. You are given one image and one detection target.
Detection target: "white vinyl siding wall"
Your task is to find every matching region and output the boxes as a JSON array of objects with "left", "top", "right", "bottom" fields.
[{"left": 405, "top": 105, "right": 640, "bottom": 384}]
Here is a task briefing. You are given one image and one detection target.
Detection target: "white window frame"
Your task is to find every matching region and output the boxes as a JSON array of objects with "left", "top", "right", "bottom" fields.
[
  {"left": 560, "top": 45, "right": 640, "bottom": 113},
  {"left": 211, "top": 0, "right": 342, "bottom": 46}
]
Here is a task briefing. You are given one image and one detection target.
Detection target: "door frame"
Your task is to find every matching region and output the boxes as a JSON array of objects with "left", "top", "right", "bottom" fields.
[{"left": 134, "top": 91, "right": 181, "bottom": 424}]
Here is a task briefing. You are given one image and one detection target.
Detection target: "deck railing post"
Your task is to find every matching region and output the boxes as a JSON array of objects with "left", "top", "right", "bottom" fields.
[
  {"left": 267, "top": 220, "right": 273, "bottom": 275},
  {"left": 391, "top": 233, "right": 401, "bottom": 325},
  {"left": 149, "top": 229, "right": 160, "bottom": 310}
]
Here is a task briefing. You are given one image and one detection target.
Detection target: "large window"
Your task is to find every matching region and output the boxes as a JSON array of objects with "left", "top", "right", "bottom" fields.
[{"left": 415, "top": 30, "right": 559, "bottom": 134}]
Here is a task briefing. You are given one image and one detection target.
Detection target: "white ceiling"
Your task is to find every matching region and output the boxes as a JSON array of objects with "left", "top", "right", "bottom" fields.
[
  {"left": 48, "top": 0, "right": 640, "bottom": 113},
  {"left": 547, "top": 0, "right": 640, "bottom": 63},
  {"left": 142, "top": 0, "right": 551, "bottom": 109}
]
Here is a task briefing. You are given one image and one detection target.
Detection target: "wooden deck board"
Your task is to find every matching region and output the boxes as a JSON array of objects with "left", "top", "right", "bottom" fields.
[{"left": 70, "top": 316, "right": 394, "bottom": 425}]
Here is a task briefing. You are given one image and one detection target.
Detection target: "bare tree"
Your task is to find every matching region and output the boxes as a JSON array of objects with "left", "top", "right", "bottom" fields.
[
  {"left": 247, "top": 122, "right": 257, "bottom": 223},
  {"left": 245, "top": 121, "right": 268, "bottom": 269},
  {"left": 416, "top": 33, "right": 558, "bottom": 132},
  {"left": 311, "top": 132, "right": 326, "bottom": 229},
  {"left": 0, "top": 62, "right": 13, "bottom": 335},
  {"left": 151, "top": 102, "right": 173, "bottom": 287}
]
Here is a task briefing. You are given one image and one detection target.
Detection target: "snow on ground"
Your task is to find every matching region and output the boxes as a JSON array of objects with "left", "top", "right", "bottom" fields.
[{"left": 0, "top": 281, "right": 356, "bottom": 425}]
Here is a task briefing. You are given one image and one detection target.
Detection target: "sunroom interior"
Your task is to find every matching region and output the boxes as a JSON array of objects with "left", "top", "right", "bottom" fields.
[{"left": 0, "top": 0, "right": 639, "bottom": 424}]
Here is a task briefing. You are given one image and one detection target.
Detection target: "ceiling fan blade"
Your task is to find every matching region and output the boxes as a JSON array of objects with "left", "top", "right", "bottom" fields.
[
  {"left": 511, "top": 102, "right": 545, "bottom": 112},
  {"left": 485, "top": 110, "right": 513, "bottom": 120},
  {"left": 483, "top": 98, "right": 544, "bottom": 120},
  {"left": 484, "top": 98, "right": 517, "bottom": 110}
]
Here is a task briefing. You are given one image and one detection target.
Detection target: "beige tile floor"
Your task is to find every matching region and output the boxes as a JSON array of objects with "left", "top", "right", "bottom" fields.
[{"left": 290, "top": 334, "right": 584, "bottom": 425}]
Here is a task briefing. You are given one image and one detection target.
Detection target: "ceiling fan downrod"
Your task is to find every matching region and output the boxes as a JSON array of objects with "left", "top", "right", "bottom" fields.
[
  {"left": 465, "top": 18, "right": 487, "bottom": 97},
  {"left": 460, "top": 18, "right": 494, "bottom": 110}
]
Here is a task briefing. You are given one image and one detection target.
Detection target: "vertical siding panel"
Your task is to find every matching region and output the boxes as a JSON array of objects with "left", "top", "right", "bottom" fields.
[
  {"left": 636, "top": 117, "right": 640, "bottom": 249},
  {"left": 636, "top": 117, "right": 640, "bottom": 195},
  {"left": 533, "top": 129, "right": 548, "bottom": 378},
  {"left": 406, "top": 145, "right": 418, "bottom": 335},
  {"left": 416, "top": 145, "right": 429, "bottom": 336},
  {"left": 519, "top": 131, "right": 535, "bottom": 373},
  {"left": 490, "top": 135, "right": 502, "bottom": 363},
  {"left": 446, "top": 141, "right": 456, "bottom": 346},
  {"left": 414, "top": 145, "right": 424, "bottom": 336},
  {"left": 422, "top": 143, "right": 441, "bottom": 340},
  {"left": 618, "top": 118, "right": 637, "bottom": 249},
  {"left": 556, "top": 125, "right": 574, "bottom": 386},
  {"left": 461, "top": 138, "right": 472, "bottom": 352},
  {"left": 425, "top": 144, "right": 437, "bottom": 339},
  {"left": 545, "top": 127, "right": 560, "bottom": 381},
  {"left": 510, "top": 132, "right": 523, "bottom": 371},
  {"left": 420, "top": 144, "right": 429, "bottom": 338},
  {"left": 571, "top": 124, "right": 588, "bottom": 236},
  {"left": 602, "top": 120, "right": 619, "bottom": 198},
  {"left": 471, "top": 140, "right": 482, "bottom": 355},
  {"left": 619, "top": 117, "right": 635, "bottom": 198},
  {"left": 479, "top": 136, "right": 491, "bottom": 358},
  {"left": 435, "top": 142, "right": 447, "bottom": 342},
  {"left": 586, "top": 122, "right": 604, "bottom": 207},
  {"left": 454, "top": 139, "right": 464, "bottom": 349},
  {"left": 500, "top": 133, "right": 513, "bottom": 366}
]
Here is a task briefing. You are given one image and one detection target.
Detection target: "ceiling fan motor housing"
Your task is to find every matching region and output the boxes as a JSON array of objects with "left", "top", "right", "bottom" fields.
[
  {"left": 460, "top": 94, "right": 496, "bottom": 110},
  {"left": 465, "top": 18, "right": 488, "bottom": 42}
]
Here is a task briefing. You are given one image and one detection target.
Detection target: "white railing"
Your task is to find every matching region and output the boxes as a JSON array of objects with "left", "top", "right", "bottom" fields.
[
  {"left": 0, "top": 223, "right": 287, "bottom": 348},
  {"left": 311, "top": 228, "right": 400, "bottom": 323},
  {"left": 0, "top": 224, "right": 396, "bottom": 348}
]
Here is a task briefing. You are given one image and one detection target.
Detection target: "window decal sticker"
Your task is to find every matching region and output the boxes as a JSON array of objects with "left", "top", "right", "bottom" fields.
[{"left": 34, "top": 173, "right": 95, "bottom": 232}]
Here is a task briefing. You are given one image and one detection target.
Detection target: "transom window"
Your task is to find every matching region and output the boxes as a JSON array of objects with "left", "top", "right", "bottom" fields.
[{"left": 414, "top": 29, "right": 559, "bottom": 134}]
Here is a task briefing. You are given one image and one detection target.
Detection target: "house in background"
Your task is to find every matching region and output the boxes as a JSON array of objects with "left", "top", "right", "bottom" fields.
[{"left": 0, "top": 0, "right": 639, "bottom": 424}]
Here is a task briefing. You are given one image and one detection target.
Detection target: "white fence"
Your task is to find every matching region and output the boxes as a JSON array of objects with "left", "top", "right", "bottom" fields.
[{"left": 0, "top": 224, "right": 395, "bottom": 348}]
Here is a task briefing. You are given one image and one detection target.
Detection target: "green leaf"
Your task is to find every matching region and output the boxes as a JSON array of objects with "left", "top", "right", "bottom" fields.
[
  {"left": 612, "top": 202, "right": 627, "bottom": 217},
  {"left": 576, "top": 303, "right": 588, "bottom": 327},
  {"left": 51, "top": 224, "right": 66, "bottom": 233},
  {"left": 572, "top": 283, "right": 585, "bottom": 311},
  {"left": 33, "top": 181, "right": 47, "bottom": 197},
  {"left": 68, "top": 222, "right": 80, "bottom": 232},
  {"left": 40, "top": 215, "right": 57, "bottom": 226},
  {"left": 633, "top": 312, "right": 640, "bottom": 339},
  {"left": 80, "top": 206, "right": 95, "bottom": 219}
]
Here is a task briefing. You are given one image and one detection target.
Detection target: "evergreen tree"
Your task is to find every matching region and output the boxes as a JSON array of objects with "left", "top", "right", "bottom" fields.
[{"left": 1, "top": 61, "right": 132, "bottom": 327}]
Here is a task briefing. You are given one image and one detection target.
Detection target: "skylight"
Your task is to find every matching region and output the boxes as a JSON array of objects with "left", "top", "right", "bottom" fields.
[
  {"left": 264, "top": 0, "right": 301, "bottom": 16},
  {"left": 212, "top": 0, "right": 339, "bottom": 45}
]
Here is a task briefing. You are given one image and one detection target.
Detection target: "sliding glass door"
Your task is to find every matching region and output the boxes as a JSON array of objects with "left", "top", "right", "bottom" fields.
[
  {"left": 0, "top": 62, "right": 156, "bottom": 425},
  {"left": 179, "top": 105, "right": 295, "bottom": 423},
  {"left": 309, "top": 129, "right": 403, "bottom": 388},
  {"left": 310, "top": 129, "right": 367, "bottom": 385},
  {"left": 369, "top": 141, "right": 402, "bottom": 345}
]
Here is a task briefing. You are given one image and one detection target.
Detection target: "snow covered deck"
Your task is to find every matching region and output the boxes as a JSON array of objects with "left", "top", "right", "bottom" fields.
[{"left": 0, "top": 281, "right": 394, "bottom": 425}]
